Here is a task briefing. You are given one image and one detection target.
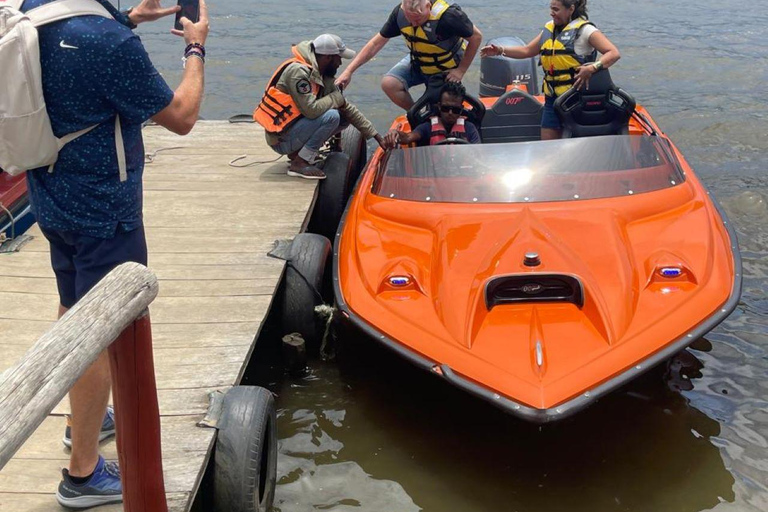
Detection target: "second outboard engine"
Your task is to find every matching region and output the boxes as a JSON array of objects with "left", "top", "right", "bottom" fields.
[{"left": 480, "top": 36, "right": 539, "bottom": 97}]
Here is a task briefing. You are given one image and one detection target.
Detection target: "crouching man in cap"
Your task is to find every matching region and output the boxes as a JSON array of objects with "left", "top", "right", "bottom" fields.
[{"left": 254, "top": 34, "right": 386, "bottom": 179}]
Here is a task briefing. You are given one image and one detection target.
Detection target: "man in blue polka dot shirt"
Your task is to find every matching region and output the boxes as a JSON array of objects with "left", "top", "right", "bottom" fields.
[{"left": 18, "top": 0, "right": 209, "bottom": 507}]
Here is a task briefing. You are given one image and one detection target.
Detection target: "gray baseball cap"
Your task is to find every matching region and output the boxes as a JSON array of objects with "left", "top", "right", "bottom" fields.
[{"left": 312, "top": 34, "right": 356, "bottom": 59}]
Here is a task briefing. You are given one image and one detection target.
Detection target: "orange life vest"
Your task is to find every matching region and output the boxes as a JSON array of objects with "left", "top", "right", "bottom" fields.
[
  {"left": 253, "top": 48, "right": 320, "bottom": 134},
  {"left": 429, "top": 116, "right": 467, "bottom": 145}
]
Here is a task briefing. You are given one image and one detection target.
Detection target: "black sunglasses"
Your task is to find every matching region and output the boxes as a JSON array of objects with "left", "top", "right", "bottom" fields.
[{"left": 439, "top": 105, "right": 464, "bottom": 115}]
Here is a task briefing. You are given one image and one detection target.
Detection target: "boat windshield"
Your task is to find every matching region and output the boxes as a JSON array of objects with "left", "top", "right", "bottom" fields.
[{"left": 372, "top": 135, "right": 686, "bottom": 203}]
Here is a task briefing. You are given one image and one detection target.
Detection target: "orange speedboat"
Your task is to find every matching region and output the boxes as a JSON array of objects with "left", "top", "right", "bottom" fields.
[{"left": 331, "top": 56, "right": 741, "bottom": 423}]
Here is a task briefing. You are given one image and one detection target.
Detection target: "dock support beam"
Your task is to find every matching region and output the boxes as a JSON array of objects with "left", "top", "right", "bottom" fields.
[{"left": 109, "top": 315, "right": 167, "bottom": 512}]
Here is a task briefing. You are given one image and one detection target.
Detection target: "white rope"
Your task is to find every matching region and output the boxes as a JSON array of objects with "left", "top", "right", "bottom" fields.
[
  {"left": 0, "top": 202, "right": 15, "bottom": 241},
  {"left": 314, "top": 304, "right": 337, "bottom": 361},
  {"left": 229, "top": 154, "right": 283, "bottom": 168},
  {"left": 144, "top": 146, "right": 187, "bottom": 164}
]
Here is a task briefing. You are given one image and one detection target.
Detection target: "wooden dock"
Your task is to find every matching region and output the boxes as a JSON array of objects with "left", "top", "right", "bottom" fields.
[{"left": 0, "top": 121, "right": 317, "bottom": 511}]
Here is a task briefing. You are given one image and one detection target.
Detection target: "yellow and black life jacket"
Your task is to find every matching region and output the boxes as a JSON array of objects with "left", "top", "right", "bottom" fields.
[
  {"left": 397, "top": 0, "right": 467, "bottom": 75},
  {"left": 539, "top": 17, "right": 597, "bottom": 97},
  {"left": 253, "top": 47, "right": 320, "bottom": 134}
]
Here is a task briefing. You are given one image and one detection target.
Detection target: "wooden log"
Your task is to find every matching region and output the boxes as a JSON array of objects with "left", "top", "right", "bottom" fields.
[
  {"left": 0, "top": 262, "right": 159, "bottom": 470},
  {"left": 282, "top": 333, "right": 308, "bottom": 377}
]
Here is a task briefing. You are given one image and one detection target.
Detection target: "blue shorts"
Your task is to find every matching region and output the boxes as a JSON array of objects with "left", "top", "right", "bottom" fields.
[
  {"left": 385, "top": 54, "right": 430, "bottom": 89},
  {"left": 41, "top": 225, "right": 148, "bottom": 308},
  {"left": 541, "top": 95, "right": 562, "bottom": 130}
]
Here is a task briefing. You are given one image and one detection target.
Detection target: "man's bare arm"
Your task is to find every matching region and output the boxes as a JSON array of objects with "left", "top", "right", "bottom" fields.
[
  {"left": 151, "top": 0, "right": 209, "bottom": 135},
  {"left": 335, "top": 34, "right": 389, "bottom": 89}
]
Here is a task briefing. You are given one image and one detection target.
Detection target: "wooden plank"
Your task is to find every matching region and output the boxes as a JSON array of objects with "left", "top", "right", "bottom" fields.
[
  {"left": 0, "top": 321, "right": 263, "bottom": 349},
  {"left": 150, "top": 322, "right": 263, "bottom": 348},
  {"left": 0, "top": 277, "right": 58, "bottom": 295},
  {"left": 150, "top": 295, "right": 273, "bottom": 325},
  {"left": 0, "top": 294, "right": 58, "bottom": 321},
  {"left": 0, "top": 250, "right": 286, "bottom": 268},
  {"left": 0, "top": 492, "right": 191, "bottom": 512},
  {"left": 141, "top": 122, "right": 269, "bottom": 151},
  {"left": 18, "top": 228, "right": 304, "bottom": 254},
  {"left": 142, "top": 163, "right": 298, "bottom": 176},
  {"left": 14, "top": 415, "right": 211, "bottom": 460},
  {"left": 0, "top": 260, "right": 284, "bottom": 281},
  {"left": 155, "top": 363, "right": 244, "bottom": 390},
  {"left": 143, "top": 208, "right": 309, "bottom": 230},
  {"left": 0, "top": 320, "right": 53, "bottom": 346},
  {"left": 0, "top": 455, "right": 207, "bottom": 494},
  {"left": 0, "top": 277, "right": 284, "bottom": 298},
  {"left": 52, "top": 387, "right": 229, "bottom": 417}
]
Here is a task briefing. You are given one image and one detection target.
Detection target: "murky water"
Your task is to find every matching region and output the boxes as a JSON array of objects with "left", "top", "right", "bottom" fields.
[{"left": 138, "top": 1, "right": 767, "bottom": 510}]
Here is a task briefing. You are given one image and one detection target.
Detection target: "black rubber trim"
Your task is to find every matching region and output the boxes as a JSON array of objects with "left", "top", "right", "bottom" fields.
[{"left": 331, "top": 153, "right": 742, "bottom": 424}]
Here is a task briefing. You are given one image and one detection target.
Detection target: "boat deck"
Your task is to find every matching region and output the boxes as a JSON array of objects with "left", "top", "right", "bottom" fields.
[{"left": 0, "top": 121, "right": 316, "bottom": 511}]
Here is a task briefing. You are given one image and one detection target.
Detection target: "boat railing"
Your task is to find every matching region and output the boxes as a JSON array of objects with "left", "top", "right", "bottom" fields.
[{"left": 0, "top": 262, "right": 168, "bottom": 511}]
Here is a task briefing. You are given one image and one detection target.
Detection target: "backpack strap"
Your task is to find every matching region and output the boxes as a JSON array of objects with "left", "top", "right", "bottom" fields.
[
  {"left": 25, "top": 0, "right": 112, "bottom": 28},
  {"left": 51, "top": 115, "right": 127, "bottom": 181},
  {"left": 57, "top": 123, "right": 97, "bottom": 147},
  {"left": 114, "top": 115, "right": 126, "bottom": 182}
]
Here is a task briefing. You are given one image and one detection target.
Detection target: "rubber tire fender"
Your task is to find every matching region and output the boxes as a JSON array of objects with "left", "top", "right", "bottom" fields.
[
  {"left": 281, "top": 233, "right": 331, "bottom": 350},
  {"left": 310, "top": 152, "right": 350, "bottom": 240},
  {"left": 339, "top": 125, "right": 367, "bottom": 198},
  {"left": 213, "top": 386, "right": 277, "bottom": 512}
]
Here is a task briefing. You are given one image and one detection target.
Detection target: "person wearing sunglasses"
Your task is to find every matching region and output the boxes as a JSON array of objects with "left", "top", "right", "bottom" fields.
[
  {"left": 384, "top": 81, "right": 481, "bottom": 147},
  {"left": 480, "top": 0, "right": 620, "bottom": 140}
]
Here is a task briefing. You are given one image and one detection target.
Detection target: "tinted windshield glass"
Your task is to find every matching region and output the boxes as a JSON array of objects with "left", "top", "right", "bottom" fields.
[{"left": 373, "top": 135, "right": 686, "bottom": 203}]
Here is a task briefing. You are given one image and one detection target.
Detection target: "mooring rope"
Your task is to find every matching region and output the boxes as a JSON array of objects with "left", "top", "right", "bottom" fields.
[
  {"left": 228, "top": 154, "right": 283, "bottom": 167},
  {"left": 315, "top": 304, "right": 337, "bottom": 361},
  {"left": 144, "top": 146, "right": 187, "bottom": 164}
]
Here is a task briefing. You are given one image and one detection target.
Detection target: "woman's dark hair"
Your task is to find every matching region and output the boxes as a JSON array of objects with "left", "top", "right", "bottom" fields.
[
  {"left": 439, "top": 80, "right": 466, "bottom": 101},
  {"left": 559, "top": 0, "right": 588, "bottom": 20}
]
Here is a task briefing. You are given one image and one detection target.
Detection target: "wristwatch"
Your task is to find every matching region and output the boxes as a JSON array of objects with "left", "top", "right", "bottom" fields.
[
  {"left": 122, "top": 7, "right": 138, "bottom": 30},
  {"left": 592, "top": 60, "right": 604, "bottom": 71}
]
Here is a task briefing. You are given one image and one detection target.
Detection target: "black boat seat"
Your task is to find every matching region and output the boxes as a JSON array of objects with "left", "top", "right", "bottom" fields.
[
  {"left": 481, "top": 87, "right": 543, "bottom": 143},
  {"left": 553, "top": 70, "right": 636, "bottom": 138}
]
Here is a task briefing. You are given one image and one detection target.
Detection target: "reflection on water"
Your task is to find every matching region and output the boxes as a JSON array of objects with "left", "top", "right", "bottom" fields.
[{"left": 136, "top": 0, "right": 768, "bottom": 510}]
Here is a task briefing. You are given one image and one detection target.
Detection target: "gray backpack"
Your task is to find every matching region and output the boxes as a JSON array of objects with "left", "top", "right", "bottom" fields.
[{"left": 0, "top": 0, "right": 126, "bottom": 179}]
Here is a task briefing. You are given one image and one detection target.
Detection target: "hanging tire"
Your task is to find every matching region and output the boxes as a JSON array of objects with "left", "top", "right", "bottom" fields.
[
  {"left": 339, "top": 125, "right": 367, "bottom": 198},
  {"left": 282, "top": 233, "right": 331, "bottom": 350},
  {"left": 309, "top": 152, "right": 350, "bottom": 240},
  {"left": 213, "top": 386, "right": 277, "bottom": 512}
]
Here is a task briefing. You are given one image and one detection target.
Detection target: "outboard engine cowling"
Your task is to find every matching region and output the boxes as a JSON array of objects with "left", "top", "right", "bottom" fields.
[{"left": 480, "top": 36, "right": 539, "bottom": 97}]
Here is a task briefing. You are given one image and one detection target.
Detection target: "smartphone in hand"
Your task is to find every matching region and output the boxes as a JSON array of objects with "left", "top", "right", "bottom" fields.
[{"left": 174, "top": 0, "right": 200, "bottom": 31}]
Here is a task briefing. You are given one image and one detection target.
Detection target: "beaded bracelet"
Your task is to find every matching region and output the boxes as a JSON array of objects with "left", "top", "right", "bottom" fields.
[
  {"left": 184, "top": 43, "right": 206, "bottom": 58},
  {"left": 182, "top": 49, "right": 205, "bottom": 68}
]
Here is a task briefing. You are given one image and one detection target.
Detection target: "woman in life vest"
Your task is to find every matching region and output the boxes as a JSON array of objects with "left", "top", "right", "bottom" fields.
[{"left": 480, "top": 0, "right": 620, "bottom": 140}]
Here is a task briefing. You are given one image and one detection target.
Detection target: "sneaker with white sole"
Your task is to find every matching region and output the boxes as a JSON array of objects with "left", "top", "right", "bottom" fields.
[
  {"left": 56, "top": 455, "right": 123, "bottom": 509},
  {"left": 62, "top": 406, "right": 115, "bottom": 448}
]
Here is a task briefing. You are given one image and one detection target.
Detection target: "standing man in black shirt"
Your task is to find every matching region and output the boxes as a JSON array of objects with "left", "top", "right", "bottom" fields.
[{"left": 335, "top": 0, "right": 482, "bottom": 110}]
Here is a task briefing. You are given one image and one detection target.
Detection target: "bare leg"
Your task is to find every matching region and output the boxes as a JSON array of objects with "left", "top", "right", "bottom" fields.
[
  {"left": 381, "top": 76, "right": 415, "bottom": 110},
  {"left": 541, "top": 128, "right": 562, "bottom": 140},
  {"left": 61, "top": 303, "right": 111, "bottom": 477}
]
